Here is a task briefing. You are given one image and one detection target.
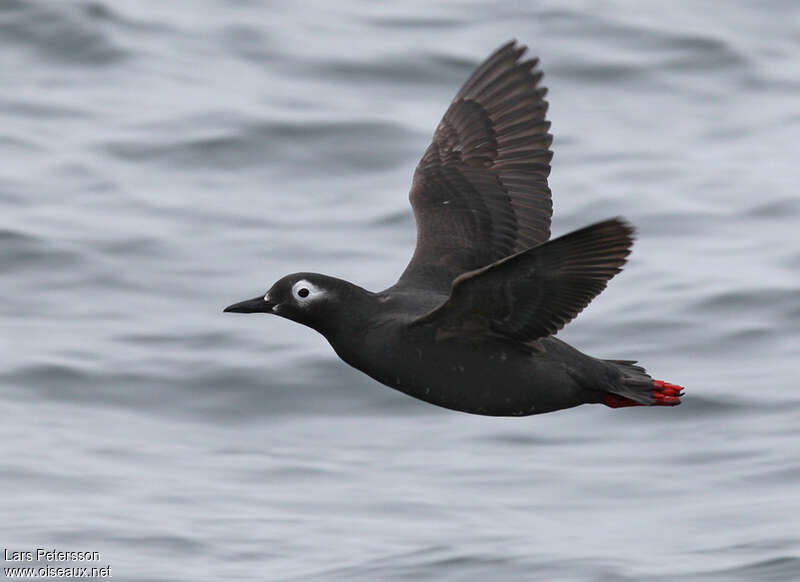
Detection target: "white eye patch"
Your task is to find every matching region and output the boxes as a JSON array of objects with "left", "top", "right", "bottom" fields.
[{"left": 291, "top": 279, "right": 325, "bottom": 305}]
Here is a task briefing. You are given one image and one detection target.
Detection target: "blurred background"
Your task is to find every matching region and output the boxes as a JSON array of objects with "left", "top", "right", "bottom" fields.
[{"left": 2, "top": 0, "right": 799, "bottom": 580}]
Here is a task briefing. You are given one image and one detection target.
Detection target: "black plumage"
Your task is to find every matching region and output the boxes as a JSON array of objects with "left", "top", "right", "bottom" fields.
[
  {"left": 224, "top": 41, "right": 684, "bottom": 416},
  {"left": 400, "top": 41, "right": 552, "bottom": 292},
  {"left": 412, "top": 218, "right": 634, "bottom": 343}
]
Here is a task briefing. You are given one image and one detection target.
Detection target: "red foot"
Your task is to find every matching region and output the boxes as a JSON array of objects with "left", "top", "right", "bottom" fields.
[
  {"left": 603, "top": 393, "right": 641, "bottom": 408},
  {"left": 603, "top": 379, "right": 684, "bottom": 408},
  {"left": 652, "top": 379, "right": 684, "bottom": 406}
]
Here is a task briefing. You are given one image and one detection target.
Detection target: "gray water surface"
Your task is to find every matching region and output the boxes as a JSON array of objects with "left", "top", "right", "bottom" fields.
[{"left": 2, "top": 1, "right": 799, "bottom": 580}]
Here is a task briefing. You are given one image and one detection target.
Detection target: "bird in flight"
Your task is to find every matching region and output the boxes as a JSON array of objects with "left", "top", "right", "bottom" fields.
[{"left": 225, "top": 40, "right": 683, "bottom": 416}]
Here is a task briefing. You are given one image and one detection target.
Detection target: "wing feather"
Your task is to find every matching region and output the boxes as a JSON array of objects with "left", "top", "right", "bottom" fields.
[
  {"left": 412, "top": 219, "right": 635, "bottom": 342},
  {"left": 396, "top": 41, "right": 553, "bottom": 291}
]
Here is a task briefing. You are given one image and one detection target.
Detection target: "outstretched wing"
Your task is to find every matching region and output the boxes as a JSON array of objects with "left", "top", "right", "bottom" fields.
[
  {"left": 412, "top": 219, "right": 634, "bottom": 343},
  {"left": 396, "top": 40, "right": 553, "bottom": 292}
]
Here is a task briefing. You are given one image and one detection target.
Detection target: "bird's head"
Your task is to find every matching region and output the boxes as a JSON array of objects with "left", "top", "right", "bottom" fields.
[{"left": 224, "top": 272, "right": 369, "bottom": 333}]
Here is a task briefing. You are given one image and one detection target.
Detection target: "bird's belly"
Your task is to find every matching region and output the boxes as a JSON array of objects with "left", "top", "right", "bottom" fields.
[{"left": 355, "top": 337, "right": 586, "bottom": 416}]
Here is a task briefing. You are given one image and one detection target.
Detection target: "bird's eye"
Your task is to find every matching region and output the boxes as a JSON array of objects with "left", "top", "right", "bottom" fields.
[{"left": 297, "top": 287, "right": 309, "bottom": 298}]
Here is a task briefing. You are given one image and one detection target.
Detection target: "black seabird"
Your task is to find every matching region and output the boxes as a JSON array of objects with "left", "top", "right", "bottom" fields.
[{"left": 225, "top": 41, "right": 683, "bottom": 416}]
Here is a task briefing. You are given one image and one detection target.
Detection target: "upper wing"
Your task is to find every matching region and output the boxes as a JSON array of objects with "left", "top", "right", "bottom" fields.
[
  {"left": 412, "top": 219, "right": 634, "bottom": 343},
  {"left": 396, "top": 40, "right": 553, "bottom": 292}
]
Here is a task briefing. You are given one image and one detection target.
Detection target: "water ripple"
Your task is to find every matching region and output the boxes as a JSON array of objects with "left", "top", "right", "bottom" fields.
[{"left": 0, "top": 0, "right": 128, "bottom": 66}]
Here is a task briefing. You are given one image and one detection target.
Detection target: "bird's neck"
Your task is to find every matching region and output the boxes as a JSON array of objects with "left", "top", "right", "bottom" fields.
[
  {"left": 317, "top": 291, "right": 385, "bottom": 366},
  {"left": 312, "top": 283, "right": 380, "bottom": 341}
]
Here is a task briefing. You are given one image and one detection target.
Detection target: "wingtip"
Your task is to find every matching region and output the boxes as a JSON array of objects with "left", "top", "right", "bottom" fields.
[
  {"left": 496, "top": 39, "right": 528, "bottom": 60},
  {"left": 617, "top": 216, "right": 637, "bottom": 239},
  {"left": 599, "top": 216, "right": 637, "bottom": 240}
]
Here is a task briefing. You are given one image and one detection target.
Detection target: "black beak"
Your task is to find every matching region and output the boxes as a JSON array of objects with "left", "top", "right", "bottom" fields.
[{"left": 223, "top": 296, "right": 275, "bottom": 314}]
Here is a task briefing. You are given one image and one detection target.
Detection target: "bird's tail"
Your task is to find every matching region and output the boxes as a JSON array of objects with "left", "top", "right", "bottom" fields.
[{"left": 601, "top": 360, "right": 684, "bottom": 408}]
